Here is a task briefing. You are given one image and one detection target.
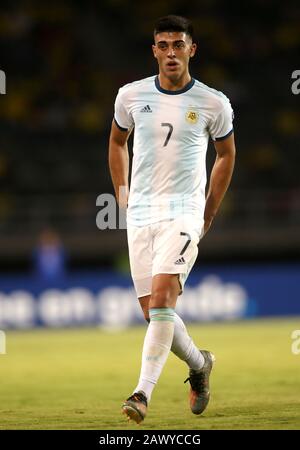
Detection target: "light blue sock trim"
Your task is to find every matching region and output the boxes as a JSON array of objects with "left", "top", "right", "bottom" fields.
[{"left": 149, "top": 307, "right": 175, "bottom": 322}]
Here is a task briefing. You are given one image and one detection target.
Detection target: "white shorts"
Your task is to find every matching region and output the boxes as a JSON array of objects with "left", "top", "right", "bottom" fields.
[{"left": 127, "top": 215, "right": 204, "bottom": 298}]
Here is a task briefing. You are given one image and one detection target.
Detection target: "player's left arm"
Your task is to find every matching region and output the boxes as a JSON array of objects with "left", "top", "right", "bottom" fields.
[{"left": 203, "top": 132, "right": 236, "bottom": 235}]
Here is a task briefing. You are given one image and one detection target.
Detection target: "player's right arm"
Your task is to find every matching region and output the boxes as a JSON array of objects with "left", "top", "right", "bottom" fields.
[{"left": 108, "top": 119, "right": 132, "bottom": 208}]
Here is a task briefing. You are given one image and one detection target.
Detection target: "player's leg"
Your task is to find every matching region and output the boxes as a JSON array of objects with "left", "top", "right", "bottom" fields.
[
  {"left": 123, "top": 274, "right": 179, "bottom": 423},
  {"left": 139, "top": 294, "right": 151, "bottom": 321},
  {"left": 138, "top": 284, "right": 215, "bottom": 417},
  {"left": 124, "top": 216, "right": 200, "bottom": 421},
  {"left": 122, "top": 223, "right": 153, "bottom": 423},
  {"left": 139, "top": 294, "right": 205, "bottom": 370},
  {"left": 135, "top": 273, "right": 180, "bottom": 394},
  {"left": 150, "top": 215, "right": 215, "bottom": 415},
  {"left": 123, "top": 217, "right": 214, "bottom": 421}
]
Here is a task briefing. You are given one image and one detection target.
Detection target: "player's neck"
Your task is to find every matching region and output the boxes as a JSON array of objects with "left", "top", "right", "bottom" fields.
[{"left": 158, "top": 72, "right": 192, "bottom": 92}]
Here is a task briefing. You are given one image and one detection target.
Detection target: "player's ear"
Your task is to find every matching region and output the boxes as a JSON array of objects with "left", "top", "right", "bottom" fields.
[
  {"left": 190, "top": 43, "right": 197, "bottom": 58},
  {"left": 152, "top": 44, "right": 158, "bottom": 59}
]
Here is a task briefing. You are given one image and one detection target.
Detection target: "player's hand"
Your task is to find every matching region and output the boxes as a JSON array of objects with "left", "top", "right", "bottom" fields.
[{"left": 118, "top": 186, "right": 129, "bottom": 209}]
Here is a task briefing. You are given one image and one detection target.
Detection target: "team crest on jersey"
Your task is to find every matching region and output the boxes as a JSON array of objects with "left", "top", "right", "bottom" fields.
[{"left": 185, "top": 110, "right": 199, "bottom": 124}]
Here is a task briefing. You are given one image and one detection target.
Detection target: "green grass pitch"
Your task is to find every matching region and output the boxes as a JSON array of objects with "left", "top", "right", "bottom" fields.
[{"left": 0, "top": 318, "right": 300, "bottom": 430}]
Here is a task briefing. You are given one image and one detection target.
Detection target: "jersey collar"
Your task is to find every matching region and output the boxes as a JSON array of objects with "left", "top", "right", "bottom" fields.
[{"left": 155, "top": 75, "right": 195, "bottom": 95}]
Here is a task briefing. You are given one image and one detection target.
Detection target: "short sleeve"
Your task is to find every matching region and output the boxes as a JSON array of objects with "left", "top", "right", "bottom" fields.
[
  {"left": 114, "top": 89, "right": 134, "bottom": 131},
  {"left": 209, "top": 99, "right": 234, "bottom": 141}
]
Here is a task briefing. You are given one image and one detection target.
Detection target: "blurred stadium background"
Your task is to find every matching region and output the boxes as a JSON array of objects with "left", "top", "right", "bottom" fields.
[
  {"left": 0, "top": 0, "right": 299, "bottom": 430},
  {"left": 0, "top": 0, "right": 299, "bottom": 326}
]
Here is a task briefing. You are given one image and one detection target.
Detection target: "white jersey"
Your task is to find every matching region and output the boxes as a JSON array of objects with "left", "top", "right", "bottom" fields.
[{"left": 114, "top": 75, "right": 234, "bottom": 226}]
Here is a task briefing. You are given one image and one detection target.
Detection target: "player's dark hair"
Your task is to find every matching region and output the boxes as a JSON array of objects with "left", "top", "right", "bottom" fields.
[{"left": 154, "top": 15, "right": 194, "bottom": 40}]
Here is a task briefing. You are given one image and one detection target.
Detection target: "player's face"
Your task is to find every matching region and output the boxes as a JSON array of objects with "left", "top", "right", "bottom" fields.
[{"left": 152, "top": 32, "right": 196, "bottom": 81}]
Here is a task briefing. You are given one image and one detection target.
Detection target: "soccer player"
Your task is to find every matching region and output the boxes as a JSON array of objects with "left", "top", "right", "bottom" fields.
[{"left": 109, "top": 15, "right": 236, "bottom": 423}]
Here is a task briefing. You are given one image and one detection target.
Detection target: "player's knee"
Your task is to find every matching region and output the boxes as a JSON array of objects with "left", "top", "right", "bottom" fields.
[{"left": 150, "top": 288, "right": 173, "bottom": 309}]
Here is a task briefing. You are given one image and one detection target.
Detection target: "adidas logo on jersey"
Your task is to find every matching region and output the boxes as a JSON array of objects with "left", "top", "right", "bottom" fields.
[
  {"left": 140, "top": 105, "right": 152, "bottom": 113},
  {"left": 174, "top": 257, "right": 186, "bottom": 265}
]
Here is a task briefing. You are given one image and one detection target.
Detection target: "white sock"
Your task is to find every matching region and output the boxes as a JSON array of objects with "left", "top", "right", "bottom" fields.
[
  {"left": 171, "top": 312, "right": 204, "bottom": 370},
  {"left": 134, "top": 307, "right": 175, "bottom": 402}
]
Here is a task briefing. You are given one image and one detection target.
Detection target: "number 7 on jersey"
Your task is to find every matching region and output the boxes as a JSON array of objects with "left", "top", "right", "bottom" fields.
[{"left": 161, "top": 123, "right": 173, "bottom": 147}]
